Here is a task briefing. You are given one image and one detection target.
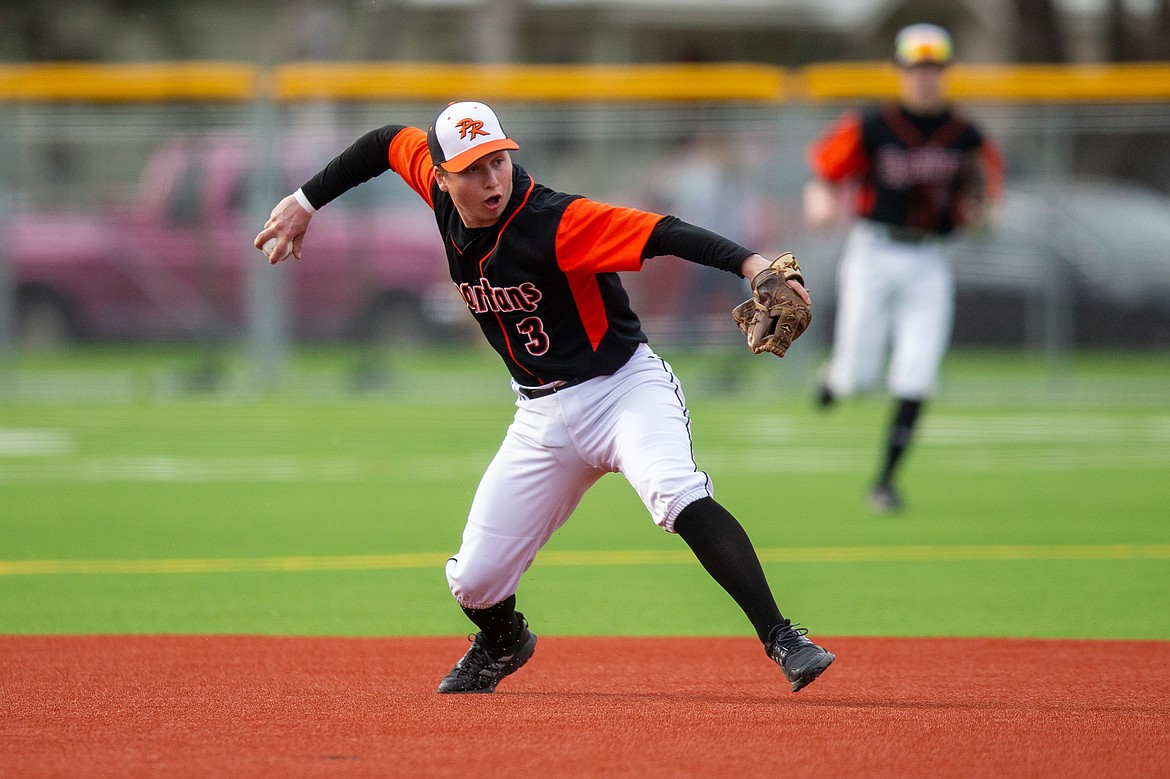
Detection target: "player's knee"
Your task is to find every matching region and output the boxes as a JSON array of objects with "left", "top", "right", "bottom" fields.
[{"left": 445, "top": 556, "right": 520, "bottom": 609}]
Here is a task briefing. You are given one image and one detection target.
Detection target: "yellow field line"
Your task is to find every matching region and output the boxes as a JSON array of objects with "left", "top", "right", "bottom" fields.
[
  {"left": 0, "top": 553, "right": 446, "bottom": 576},
  {"left": 2, "top": 545, "right": 1168, "bottom": 576}
]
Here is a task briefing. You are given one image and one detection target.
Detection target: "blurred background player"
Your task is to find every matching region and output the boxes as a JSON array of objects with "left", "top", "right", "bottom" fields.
[{"left": 802, "top": 23, "right": 1005, "bottom": 514}]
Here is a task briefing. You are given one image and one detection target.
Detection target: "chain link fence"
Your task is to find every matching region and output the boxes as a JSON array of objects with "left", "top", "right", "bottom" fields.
[{"left": 1, "top": 68, "right": 1169, "bottom": 396}]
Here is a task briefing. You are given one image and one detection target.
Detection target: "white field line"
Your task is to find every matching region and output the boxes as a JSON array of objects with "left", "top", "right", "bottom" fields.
[
  {"left": 736, "top": 414, "right": 1170, "bottom": 444},
  {"left": 1, "top": 414, "right": 1167, "bottom": 484},
  {"left": 3, "top": 544, "right": 1169, "bottom": 576},
  {"left": 1, "top": 444, "right": 1167, "bottom": 483},
  {"left": 0, "top": 429, "right": 73, "bottom": 456},
  {"left": 0, "top": 455, "right": 496, "bottom": 483},
  {"left": 0, "top": 457, "right": 364, "bottom": 483}
]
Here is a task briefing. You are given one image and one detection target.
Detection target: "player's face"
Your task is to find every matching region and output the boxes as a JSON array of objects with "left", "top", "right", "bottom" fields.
[
  {"left": 436, "top": 151, "right": 514, "bottom": 228},
  {"left": 898, "top": 63, "right": 948, "bottom": 114}
]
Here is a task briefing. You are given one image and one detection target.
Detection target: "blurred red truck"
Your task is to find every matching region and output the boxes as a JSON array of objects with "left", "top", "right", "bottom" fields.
[{"left": 8, "top": 134, "right": 463, "bottom": 347}]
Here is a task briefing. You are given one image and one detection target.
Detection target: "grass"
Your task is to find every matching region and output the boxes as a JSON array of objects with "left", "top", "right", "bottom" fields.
[{"left": 1, "top": 344, "right": 1168, "bottom": 639}]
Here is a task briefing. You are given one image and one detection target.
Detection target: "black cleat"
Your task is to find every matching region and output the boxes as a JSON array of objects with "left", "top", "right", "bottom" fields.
[
  {"left": 767, "top": 622, "right": 835, "bottom": 693},
  {"left": 815, "top": 383, "right": 836, "bottom": 410},
  {"left": 867, "top": 484, "right": 904, "bottom": 515},
  {"left": 436, "top": 614, "right": 537, "bottom": 694}
]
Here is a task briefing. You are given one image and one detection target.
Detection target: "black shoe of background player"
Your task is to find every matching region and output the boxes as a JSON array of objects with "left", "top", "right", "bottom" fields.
[
  {"left": 867, "top": 483, "right": 903, "bottom": 515},
  {"left": 815, "top": 383, "right": 836, "bottom": 410}
]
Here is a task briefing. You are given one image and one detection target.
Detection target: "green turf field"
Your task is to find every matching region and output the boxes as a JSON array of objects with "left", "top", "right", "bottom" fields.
[{"left": 2, "top": 345, "right": 1168, "bottom": 639}]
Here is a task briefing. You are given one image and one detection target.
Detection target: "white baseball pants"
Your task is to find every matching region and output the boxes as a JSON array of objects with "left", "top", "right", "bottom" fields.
[
  {"left": 823, "top": 220, "right": 955, "bottom": 400},
  {"left": 445, "top": 344, "right": 713, "bottom": 609}
]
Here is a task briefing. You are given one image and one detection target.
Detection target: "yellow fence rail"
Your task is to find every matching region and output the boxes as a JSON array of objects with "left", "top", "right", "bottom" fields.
[
  {"left": 273, "top": 62, "right": 790, "bottom": 103},
  {"left": 0, "top": 62, "right": 258, "bottom": 102},
  {"left": 1, "top": 61, "right": 1169, "bottom": 103},
  {"left": 798, "top": 61, "right": 1170, "bottom": 102}
]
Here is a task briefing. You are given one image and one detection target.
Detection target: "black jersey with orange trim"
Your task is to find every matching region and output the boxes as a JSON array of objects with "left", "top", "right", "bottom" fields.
[
  {"left": 440, "top": 167, "right": 660, "bottom": 385},
  {"left": 300, "top": 124, "right": 754, "bottom": 386},
  {"left": 807, "top": 104, "right": 1004, "bottom": 235}
]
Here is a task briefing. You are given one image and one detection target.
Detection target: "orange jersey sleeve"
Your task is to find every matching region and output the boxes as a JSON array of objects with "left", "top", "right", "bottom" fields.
[
  {"left": 553, "top": 199, "right": 663, "bottom": 350},
  {"left": 387, "top": 127, "right": 436, "bottom": 209},
  {"left": 807, "top": 111, "right": 869, "bottom": 182},
  {"left": 554, "top": 199, "right": 663, "bottom": 275}
]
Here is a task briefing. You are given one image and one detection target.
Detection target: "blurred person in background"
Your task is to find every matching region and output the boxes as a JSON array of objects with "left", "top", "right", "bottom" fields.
[
  {"left": 802, "top": 23, "right": 1004, "bottom": 515},
  {"left": 652, "top": 134, "right": 753, "bottom": 347}
]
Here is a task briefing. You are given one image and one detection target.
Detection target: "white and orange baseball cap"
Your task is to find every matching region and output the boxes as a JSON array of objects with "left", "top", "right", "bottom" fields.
[
  {"left": 427, "top": 101, "right": 520, "bottom": 172},
  {"left": 894, "top": 23, "right": 954, "bottom": 67}
]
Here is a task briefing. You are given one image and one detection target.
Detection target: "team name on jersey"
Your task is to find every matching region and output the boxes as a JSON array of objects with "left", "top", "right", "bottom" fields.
[
  {"left": 876, "top": 146, "right": 963, "bottom": 189},
  {"left": 458, "top": 277, "right": 543, "bottom": 314}
]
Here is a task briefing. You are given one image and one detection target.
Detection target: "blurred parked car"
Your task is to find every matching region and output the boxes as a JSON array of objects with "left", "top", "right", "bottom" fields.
[
  {"left": 623, "top": 178, "right": 1170, "bottom": 349},
  {"left": 9, "top": 134, "right": 464, "bottom": 347},
  {"left": 946, "top": 179, "right": 1170, "bottom": 346}
]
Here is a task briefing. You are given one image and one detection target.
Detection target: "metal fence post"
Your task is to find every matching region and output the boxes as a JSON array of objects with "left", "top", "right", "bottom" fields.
[
  {"left": 1038, "top": 106, "right": 1076, "bottom": 378},
  {"left": 0, "top": 104, "right": 14, "bottom": 385},
  {"left": 246, "top": 70, "right": 290, "bottom": 391}
]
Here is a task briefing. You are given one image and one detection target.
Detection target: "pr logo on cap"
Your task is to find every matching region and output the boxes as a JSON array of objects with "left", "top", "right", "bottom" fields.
[
  {"left": 427, "top": 101, "right": 520, "bottom": 173},
  {"left": 455, "top": 118, "right": 490, "bottom": 142}
]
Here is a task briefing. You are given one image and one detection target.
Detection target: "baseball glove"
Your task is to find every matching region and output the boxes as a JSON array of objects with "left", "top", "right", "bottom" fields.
[{"left": 732, "top": 253, "right": 811, "bottom": 358}]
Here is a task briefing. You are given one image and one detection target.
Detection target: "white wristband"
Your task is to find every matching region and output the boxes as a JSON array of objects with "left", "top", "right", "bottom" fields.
[{"left": 293, "top": 188, "right": 317, "bottom": 214}]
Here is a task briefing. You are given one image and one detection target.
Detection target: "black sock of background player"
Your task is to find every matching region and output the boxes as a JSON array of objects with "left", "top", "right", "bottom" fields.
[
  {"left": 461, "top": 593, "right": 520, "bottom": 650},
  {"left": 876, "top": 397, "right": 924, "bottom": 487},
  {"left": 674, "top": 497, "right": 786, "bottom": 644}
]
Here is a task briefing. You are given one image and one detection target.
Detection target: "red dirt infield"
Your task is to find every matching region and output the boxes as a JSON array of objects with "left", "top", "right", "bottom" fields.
[{"left": 2, "top": 635, "right": 1168, "bottom": 778}]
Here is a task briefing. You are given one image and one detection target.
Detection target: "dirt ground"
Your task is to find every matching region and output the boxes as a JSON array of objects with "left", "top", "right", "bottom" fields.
[{"left": 2, "top": 635, "right": 1168, "bottom": 778}]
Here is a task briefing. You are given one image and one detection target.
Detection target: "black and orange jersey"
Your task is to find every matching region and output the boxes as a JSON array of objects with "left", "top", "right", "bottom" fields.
[
  {"left": 808, "top": 104, "right": 1004, "bottom": 235},
  {"left": 301, "top": 125, "right": 754, "bottom": 386}
]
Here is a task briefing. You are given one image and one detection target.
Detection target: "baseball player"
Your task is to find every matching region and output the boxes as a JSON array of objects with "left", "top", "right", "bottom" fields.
[
  {"left": 803, "top": 23, "right": 1004, "bottom": 514},
  {"left": 255, "top": 100, "right": 833, "bottom": 694}
]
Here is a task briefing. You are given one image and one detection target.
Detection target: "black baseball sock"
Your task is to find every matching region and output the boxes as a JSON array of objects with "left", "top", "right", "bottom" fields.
[
  {"left": 674, "top": 497, "right": 786, "bottom": 644},
  {"left": 461, "top": 593, "right": 520, "bottom": 650},
  {"left": 876, "top": 397, "right": 924, "bottom": 487}
]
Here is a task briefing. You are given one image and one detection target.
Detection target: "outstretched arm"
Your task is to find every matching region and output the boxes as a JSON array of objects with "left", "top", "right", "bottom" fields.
[
  {"left": 253, "top": 124, "right": 409, "bottom": 264},
  {"left": 643, "top": 217, "right": 808, "bottom": 305}
]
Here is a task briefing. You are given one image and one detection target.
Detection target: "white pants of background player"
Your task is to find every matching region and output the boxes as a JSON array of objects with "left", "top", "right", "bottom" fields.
[
  {"left": 822, "top": 220, "right": 955, "bottom": 400},
  {"left": 446, "top": 343, "right": 713, "bottom": 609}
]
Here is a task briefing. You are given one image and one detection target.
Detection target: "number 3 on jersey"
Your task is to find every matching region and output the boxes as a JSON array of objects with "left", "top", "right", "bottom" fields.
[{"left": 516, "top": 317, "right": 549, "bottom": 356}]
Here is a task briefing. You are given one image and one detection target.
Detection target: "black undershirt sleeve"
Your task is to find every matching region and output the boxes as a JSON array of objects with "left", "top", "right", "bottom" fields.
[
  {"left": 642, "top": 215, "right": 754, "bottom": 275},
  {"left": 299, "top": 124, "right": 408, "bottom": 210}
]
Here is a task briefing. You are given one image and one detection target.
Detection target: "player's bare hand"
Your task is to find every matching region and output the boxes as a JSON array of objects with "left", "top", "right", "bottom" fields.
[
  {"left": 786, "top": 277, "right": 811, "bottom": 306},
  {"left": 254, "top": 194, "right": 312, "bottom": 264}
]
